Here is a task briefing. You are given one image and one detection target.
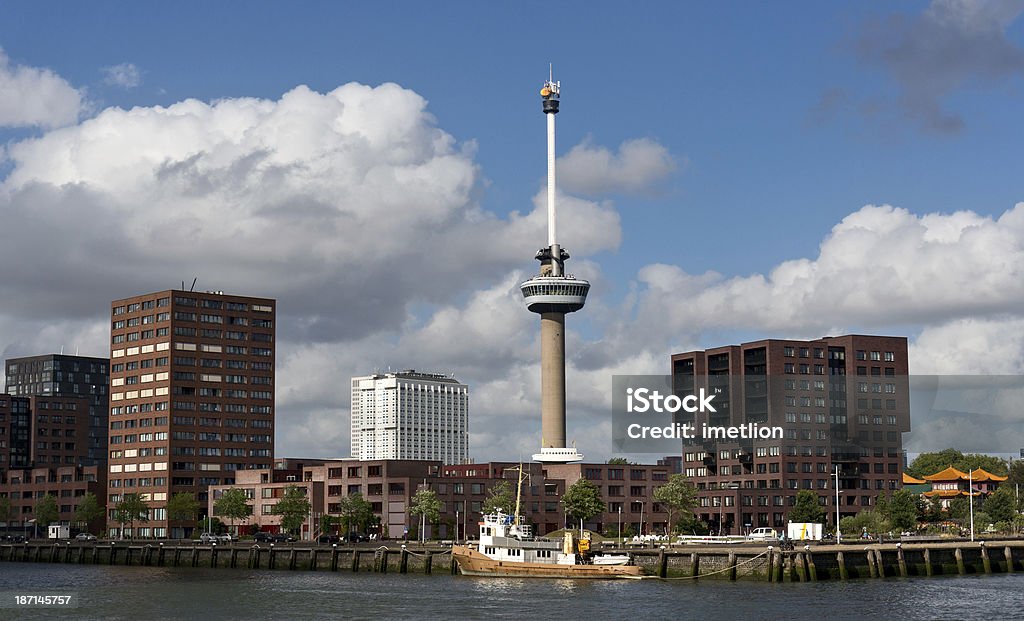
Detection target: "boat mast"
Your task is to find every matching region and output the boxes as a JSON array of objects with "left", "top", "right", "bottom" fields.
[{"left": 513, "top": 462, "right": 526, "bottom": 527}]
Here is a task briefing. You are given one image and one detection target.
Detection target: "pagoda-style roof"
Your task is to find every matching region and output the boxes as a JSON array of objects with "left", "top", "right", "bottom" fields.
[
  {"left": 969, "top": 468, "right": 1007, "bottom": 482},
  {"left": 902, "top": 472, "right": 927, "bottom": 485},
  {"left": 921, "top": 466, "right": 968, "bottom": 482},
  {"left": 920, "top": 465, "right": 1008, "bottom": 483}
]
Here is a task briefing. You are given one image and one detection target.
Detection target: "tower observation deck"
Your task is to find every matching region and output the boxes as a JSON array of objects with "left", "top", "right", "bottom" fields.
[{"left": 521, "top": 70, "right": 589, "bottom": 463}]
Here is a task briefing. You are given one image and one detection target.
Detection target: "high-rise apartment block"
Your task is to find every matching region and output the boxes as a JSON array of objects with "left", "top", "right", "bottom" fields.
[
  {"left": 106, "top": 290, "right": 275, "bottom": 538},
  {"left": 351, "top": 371, "right": 468, "bottom": 465},
  {"left": 671, "top": 335, "right": 910, "bottom": 534},
  {"left": 5, "top": 354, "right": 109, "bottom": 465}
]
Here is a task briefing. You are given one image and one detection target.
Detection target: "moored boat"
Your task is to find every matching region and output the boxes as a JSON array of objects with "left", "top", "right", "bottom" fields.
[{"left": 451, "top": 508, "right": 642, "bottom": 579}]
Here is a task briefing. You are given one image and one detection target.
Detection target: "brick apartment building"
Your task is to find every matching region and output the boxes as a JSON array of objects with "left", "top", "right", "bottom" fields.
[
  {"left": 671, "top": 335, "right": 910, "bottom": 534},
  {"left": 0, "top": 393, "right": 106, "bottom": 534},
  {"left": 106, "top": 289, "right": 276, "bottom": 538},
  {"left": 208, "top": 458, "right": 675, "bottom": 540}
]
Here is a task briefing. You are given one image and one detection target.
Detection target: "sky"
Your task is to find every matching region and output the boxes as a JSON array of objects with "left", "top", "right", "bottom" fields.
[{"left": 2, "top": 0, "right": 1024, "bottom": 462}]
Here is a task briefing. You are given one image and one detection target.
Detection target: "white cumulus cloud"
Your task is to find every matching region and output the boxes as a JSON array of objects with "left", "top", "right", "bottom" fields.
[
  {"left": 557, "top": 137, "right": 678, "bottom": 196},
  {"left": 101, "top": 62, "right": 142, "bottom": 89},
  {"left": 0, "top": 48, "right": 84, "bottom": 128}
]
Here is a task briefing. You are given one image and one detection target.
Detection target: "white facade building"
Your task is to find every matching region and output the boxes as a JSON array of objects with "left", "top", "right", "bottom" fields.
[{"left": 350, "top": 370, "right": 469, "bottom": 464}]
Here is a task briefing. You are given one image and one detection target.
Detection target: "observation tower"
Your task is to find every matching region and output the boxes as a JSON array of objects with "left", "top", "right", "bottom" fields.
[{"left": 521, "top": 70, "right": 590, "bottom": 463}]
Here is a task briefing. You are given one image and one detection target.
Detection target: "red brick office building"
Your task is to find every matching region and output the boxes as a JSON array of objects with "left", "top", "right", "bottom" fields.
[
  {"left": 671, "top": 335, "right": 910, "bottom": 534},
  {"left": 106, "top": 289, "right": 276, "bottom": 538}
]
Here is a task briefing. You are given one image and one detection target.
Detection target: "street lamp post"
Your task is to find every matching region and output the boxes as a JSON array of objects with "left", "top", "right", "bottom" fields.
[
  {"left": 617, "top": 506, "right": 622, "bottom": 544},
  {"left": 639, "top": 501, "right": 645, "bottom": 538},
  {"left": 969, "top": 469, "right": 975, "bottom": 542},
  {"left": 834, "top": 466, "right": 841, "bottom": 543}
]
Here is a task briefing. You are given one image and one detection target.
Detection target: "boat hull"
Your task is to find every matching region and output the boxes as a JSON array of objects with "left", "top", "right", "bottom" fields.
[{"left": 451, "top": 545, "right": 643, "bottom": 579}]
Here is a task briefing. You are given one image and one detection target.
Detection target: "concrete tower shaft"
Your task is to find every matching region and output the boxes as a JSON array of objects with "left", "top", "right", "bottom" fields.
[{"left": 520, "top": 70, "right": 588, "bottom": 463}]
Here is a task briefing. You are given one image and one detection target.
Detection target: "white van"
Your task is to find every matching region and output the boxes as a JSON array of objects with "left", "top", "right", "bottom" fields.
[{"left": 746, "top": 527, "right": 777, "bottom": 541}]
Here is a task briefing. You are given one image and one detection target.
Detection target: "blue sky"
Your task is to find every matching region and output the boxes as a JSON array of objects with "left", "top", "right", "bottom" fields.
[{"left": 2, "top": 1, "right": 1024, "bottom": 459}]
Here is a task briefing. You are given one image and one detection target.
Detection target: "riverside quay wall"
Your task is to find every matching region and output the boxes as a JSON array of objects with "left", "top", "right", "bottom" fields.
[{"left": 2, "top": 540, "right": 1023, "bottom": 581}]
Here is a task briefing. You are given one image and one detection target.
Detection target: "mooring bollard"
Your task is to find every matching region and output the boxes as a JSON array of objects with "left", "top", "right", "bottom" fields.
[
  {"left": 923, "top": 548, "right": 933, "bottom": 576},
  {"left": 897, "top": 543, "right": 907, "bottom": 578},
  {"left": 980, "top": 542, "right": 992, "bottom": 574},
  {"left": 689, "top": 552, "right": 700, "bottom": 579},
  {"left": 866, "top": 548, "right": 877, "bottom": 579},
  {"left": 424, "top": 550, "right": 433, "bottom": 575},
  {"left": 836, "top": 551, "right": 848, "bottom": 581},
  {"left": 1004, "top": 546, "right": 1014, "bottom": 573},
  {"left": 955, "top": 547, "right": 966, "bottom": 575},
  {"left": 400, "top": 546, "right": 409, "bottom": 574},
  {"left": 804, "top": 547, "right": 817, "bottom": 582}
]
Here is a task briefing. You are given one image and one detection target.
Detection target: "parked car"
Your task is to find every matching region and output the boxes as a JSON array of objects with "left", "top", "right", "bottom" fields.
[
  {"left": 75, "top": 533, "right": 97, "bottom": 541},
  {"left": 746, "top": 527, "right": 778, "bottom": 541},
  {"left": 342, "top": 533, "right": 367, "bottom": 543},
  {"left": 252, "top": 531, "right": 275, "bottom": 543},
  {"left": 317, "top": 534, "right": 341, "bottom": 544},
  {"left": 273, "top": 533, "right": 297, "bottom": 543}
]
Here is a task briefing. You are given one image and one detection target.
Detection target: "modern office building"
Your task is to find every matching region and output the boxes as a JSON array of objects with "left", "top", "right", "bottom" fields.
[
  {"left": 350, "top": 371, "right": 469, "bottom": 465},
  {"left": 5, "top": 354, "right": 109, "bottom": 466},
  {"left": 670, "top": 335, "right": 910, "bottom": 534},
  {"left": 106, "top": 289, "right": 276, "bottom": 538}
]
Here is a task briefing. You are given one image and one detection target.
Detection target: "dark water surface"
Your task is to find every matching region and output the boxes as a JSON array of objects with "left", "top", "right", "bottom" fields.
[{"left": 2, "top": 562, "right": 1020, "bottom": 620}]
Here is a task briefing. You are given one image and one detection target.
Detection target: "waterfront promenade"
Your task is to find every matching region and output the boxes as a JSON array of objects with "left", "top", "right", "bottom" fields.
[{"left": 3, "top": 538, "right": 1021, "bottom": 582}]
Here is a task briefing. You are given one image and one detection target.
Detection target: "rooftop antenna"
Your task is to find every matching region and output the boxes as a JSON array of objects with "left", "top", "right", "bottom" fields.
[{"left": 190, "top": 278, "right": 197, "bottom": 292}]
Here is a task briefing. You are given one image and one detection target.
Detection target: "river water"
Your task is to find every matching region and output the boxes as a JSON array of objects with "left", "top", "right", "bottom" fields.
[{"left": 1, "top": 562, "right": 1020, "bottom": 620}]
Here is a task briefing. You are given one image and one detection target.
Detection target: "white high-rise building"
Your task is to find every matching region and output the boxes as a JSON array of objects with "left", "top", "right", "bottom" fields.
[{"left": 350, "top": 370, "right": 469, "bottom": 464}]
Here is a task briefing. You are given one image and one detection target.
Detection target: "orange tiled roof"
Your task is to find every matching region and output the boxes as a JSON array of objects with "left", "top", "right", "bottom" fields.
[
  {"left": 902, "top": 472, "right": 927, "bottom": 485},
  {"left": 921, "top": 465, "right": 1008, "bottom": 483},
  {"left": 969, "top": 468, "right": 1008, "bottom": 482},
  {"left": 921, "top": 466, "right": 968, "bottom": 482}
]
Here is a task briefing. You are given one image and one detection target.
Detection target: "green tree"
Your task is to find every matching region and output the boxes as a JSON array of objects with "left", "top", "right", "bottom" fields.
[
  {"left": 652, "top": 474, "right": 698, "bottom": 534},
  {"left": 907, "top": 449, "right": 1008, "bottom": 478},
  {"left": 839, "top": 510, "right": 890, "bottom": 538},
  {"left": 562, "top": 479, "right": 604, "bottom": 528},
  {"left": 214, "top": 488, "right": 253, "bottom": 534},
  {"left": 337, "top": 492, "right": 374, "bottom": 536},
  {"left": 948, "top": 497, "right": 971, "bottom": 521},
  {"left": 114, "top": 493, "right": 150, "bottom": 539},
  {"left": 0, "top": 496, "right": 13, "bottom": 527},
  {"left": 35, "top": 494, "right": 59, "bottom": 529},
  {"left": 885, "top": 490, "right": 919, "bottom": 532},
  {"left": 166, "top": 492, "right": 201, "bottom": 524},
  {"left": 607, "top": 457, "right": 630, "bottom": 465},
  {"left": 73, "top": 492, "right": 104, "bottom": 534},
  {"left": 906, "top": 448, "right": 964, "bottom": 478},
  {"left": 482, "top": 480, "right": 515, "bottom": 515},
  {"left": 1007, "top": 460, "right": 1024, "bottom": 487},
  {"left": 320, "top": 514, "right": 339, "bottom": 536},
  {"left": 787, "top": 490, "right": 825, "bottom": 524},
  {"left": 272, "top": 485, "right": 311, "bottom": 536},
  {"left": 410, "top": 489, "right": 442, "bottom": 541},
  {"left": 981, "top": 487, "right": 1016, "bottom": 523}
]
